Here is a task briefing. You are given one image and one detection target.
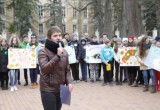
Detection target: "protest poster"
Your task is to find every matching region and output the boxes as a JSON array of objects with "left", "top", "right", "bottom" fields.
[
  {"left": 86, "top": 45, "right": 104, "bottom": 63},
  {"left": 144, "top": 46, "right": 160, "bottom": 71},
  {"left": 120, "top": 47, "right": 140, "bottom": 66},
  {"left": 64, "top": 46, "right": 77, "bottom": 64},
  {"left": 8, "top": 49, "right": 36, "bottom": 69}
]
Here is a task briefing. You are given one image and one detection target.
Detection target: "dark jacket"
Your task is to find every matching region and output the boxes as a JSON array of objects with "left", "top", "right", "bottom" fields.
[
  {"left": 90, "top": 41, "right": 99, "bottom": 45},
  {"left": 77, "top": 39, "right": 87, "bottom": 61},
  {"left": 38, "top": 47, "right": 72, "bottom": 93},
  {"left": 0, "top": 47, "right": 8, "bottom": 72},
  {"left": 69, "top": 40, "right": 79, "bottom": 59}
]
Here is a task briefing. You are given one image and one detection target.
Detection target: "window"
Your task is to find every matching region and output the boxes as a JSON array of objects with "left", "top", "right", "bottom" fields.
[
  {"left": 73, "top": 24, "right": 77, "bottom": 32},
  {"left": 39, "top": 24, "right": 43, "bottom": 34},
  {"left": 73, "top": 8, "right": 77, "bottom": 18},
  {"left": 83, "top": 7, "right": 87, "bottom": 18},
  {"left": 0, "top": 22, "right": 5, "bottom": 33},
  {"left": 62, "top": 7, "right": 65, "bottom": 18},
  {"left": 62, "top": 24, "right": 66, "bottom": 32},
  {"left": 83, "top": 24, "right": 88, "bottom": 33},
  {"left": 0, "top": 2, "right": 5, "bottom": 15},
  {"left": 38, "top": 5, "right": 43, "bottom": 19}
]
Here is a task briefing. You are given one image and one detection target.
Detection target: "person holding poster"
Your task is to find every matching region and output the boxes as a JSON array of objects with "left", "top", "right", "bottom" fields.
[
  {"left": 154, "top": 39, "right": 160, "bottom": 91},
  {"left": 100, "top": 38, "right": 114, "bottom": 86},
  {"left": 126, "top": 36, "right": 138, "bottom": 86},
  {"left": 69, "top": 34, "right": 80, "bottom": 82},
  {"left": 8, "top": 33, "right": 21, "bottom": 91},
  {"left": 137, "top": 36, "right": 156, "bottom": 93},
  {"left": 0, "top": 39, "right": 9, "bottom": 90},
  {"left": 113, "top": 38, "right": 123, "bottom": 85},
  {"left": 26, "top": 34, "right": 41, "bottom": 89},
  {"left": 38, "top": 26, "right": 73, "bottom": 110},
  {"left": 89, "top": 35, "right": 100, "bottom": 82}
]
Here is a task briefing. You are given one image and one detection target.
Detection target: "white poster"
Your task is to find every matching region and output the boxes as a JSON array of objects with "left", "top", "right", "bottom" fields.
[
  {"left": 8, "top": 49, "right": 36, "bottom": 69},
  {"left": 86, "top": 45, "right": 104, "bottom": 63},
  {"left": 64, "top": 46, "right": 77, "bottom": 64},
  {"left": 144, "top": 46, "right": 160, "bottom": 71}
]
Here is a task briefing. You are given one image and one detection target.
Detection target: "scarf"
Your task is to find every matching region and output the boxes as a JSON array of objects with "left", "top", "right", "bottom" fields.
[{"left": 45, "top": 39, "right": 64, "bottom": 54}]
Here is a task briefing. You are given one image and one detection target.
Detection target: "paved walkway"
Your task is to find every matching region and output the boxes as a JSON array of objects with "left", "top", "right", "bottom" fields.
[{"left": 0, "top": 75, "right": 160, "bottom": 110}]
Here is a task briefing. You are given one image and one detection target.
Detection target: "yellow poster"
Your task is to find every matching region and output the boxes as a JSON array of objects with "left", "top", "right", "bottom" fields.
[{"left": 8, "top": 49, "right": 36, "bottom": 69}]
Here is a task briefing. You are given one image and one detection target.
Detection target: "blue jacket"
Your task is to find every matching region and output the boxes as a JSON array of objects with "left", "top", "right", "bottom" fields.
[{"left": 100, "top": 46, "right": 114, "bottom": 63}]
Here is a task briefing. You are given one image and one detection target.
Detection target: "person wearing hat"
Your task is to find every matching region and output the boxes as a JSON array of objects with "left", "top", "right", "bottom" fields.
[
  {"left": 77, "top": 38, "right": 87, "bottom": 82},
  {"left": 26, "top": 34, "right": 41, "bottom": 89},
  {"left": 20, "top": 34, "right": 29, "bottom": 86},
  {"left": 100, "top": 38, "right": 114, "bottom": 86},
  {"left": 127, "top": 36, "right": 138, "bottom": 86}
]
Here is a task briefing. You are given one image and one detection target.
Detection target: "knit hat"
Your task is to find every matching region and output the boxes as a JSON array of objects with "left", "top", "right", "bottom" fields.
[
  {"left": 113, "top": 35, "right": 117, "bottom": 38},
  {"left": 155, "top": 36, "right": 160, "bottom": 41},
  {"left": 104, "top": 38, "right": 110, "bottom": 43},
  {"left": 128, "top": 36, "right": 135, "bottom": 40},
  {"left": 31, "top": 34, "right": 37, "bottom": 39}
]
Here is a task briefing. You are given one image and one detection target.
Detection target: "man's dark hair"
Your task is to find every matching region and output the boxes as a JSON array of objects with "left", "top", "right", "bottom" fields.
[{"left": 47, "top": 26, "right": 62, "bottom": 39}]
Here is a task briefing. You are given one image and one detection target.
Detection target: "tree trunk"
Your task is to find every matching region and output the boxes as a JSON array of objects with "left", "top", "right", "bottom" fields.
[
  {"left": 124, "top": 0, "right": 143, "bottom": 37},
  {"left": 103, "top": 0, "right": 113, "bottom": 38}
]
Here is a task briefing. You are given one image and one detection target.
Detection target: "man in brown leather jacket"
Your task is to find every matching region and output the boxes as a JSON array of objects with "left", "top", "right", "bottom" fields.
[{"left": 38, "top": 26, "right": 73, "bottom": 110}]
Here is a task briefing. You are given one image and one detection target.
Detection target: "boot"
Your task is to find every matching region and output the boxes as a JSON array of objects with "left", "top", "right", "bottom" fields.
[
  {"left": 150, "top": 85, "right": 156, "bottom": 93},
  {"left": 32, "top": 83, "right": 37, "bottom": 89},
  {"left": 131, "top": 81, "right": 138, "bottom": 87},
  {"left": 143, "top": 85, "right": 149, "bottom": 92},
  {"left": 24, "top": 80, "right": 28, "bottom": 86},
  {"left": 30, "top": 83, "right": 34, "bottom": 89}
]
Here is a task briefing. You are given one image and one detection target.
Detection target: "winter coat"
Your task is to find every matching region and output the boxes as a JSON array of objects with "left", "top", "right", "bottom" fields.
[{"left": 0, "top": 47, "right": 8, "bottom": 72}]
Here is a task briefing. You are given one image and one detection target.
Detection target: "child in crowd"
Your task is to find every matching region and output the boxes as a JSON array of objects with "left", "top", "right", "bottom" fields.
[
  {"left": 137, "top": 36, "right": 156, "bottom": 93},
  {"left": 127, "top": 36, "right": 138, "bottom": 86},
  {"left": 100, "top": 38, "right": 114, "bottom": 86},
  {"left": 89, "top": 35, "right": 100, "bottom": 82},
  {"left": 78, "top": 38, "right": 87, "bottom": 82},
  {"left": 113, "top": 38, "right": 123, "bottom": 85},
  {"left": 0, "top": 39, "right": 9, "bottom": 90},
  {"left": 8, "top": 33, "right": 21, "bottom": 91},
  {"left": 26, "top": 34, "right": 41, "bottom": 89}
]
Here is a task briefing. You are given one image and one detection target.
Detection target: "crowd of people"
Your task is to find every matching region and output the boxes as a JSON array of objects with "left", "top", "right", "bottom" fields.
[{"left": 0, "top": 31, "right": 160, "bottom": 94}]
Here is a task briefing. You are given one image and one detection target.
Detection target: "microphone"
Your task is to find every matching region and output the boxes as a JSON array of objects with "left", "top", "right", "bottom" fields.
[{"left": 58, "top": 42, "right": 63, "bottom": 54}]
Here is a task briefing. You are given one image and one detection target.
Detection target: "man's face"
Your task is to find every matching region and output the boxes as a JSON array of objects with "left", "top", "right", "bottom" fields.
[
  {"left": 92, "top": 37, "right": 97, "bottom": 42},
  {"left": 84, "top": 33, "right": 89, "bottom": 38},
  {"left": 65, "top": 34, "right": 69, "bottom": 40},
  {"left": 51, "top": 32, "right": 62, "bottom": 43},
  {"left": 23, "top": 37, "right": 28, "bottom": 43},
  {"left": 103, "top": 35, "right": 108, "bottom": 41}
]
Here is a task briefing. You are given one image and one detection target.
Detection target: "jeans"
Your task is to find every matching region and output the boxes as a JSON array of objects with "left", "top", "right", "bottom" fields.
[
  {"left": 80, "top": 61, "right": 87, "bottom": 80},
  {"left": 143, "top": 69, "right": 156, "bottom": 85},
  {"left": 10, "top": 69, "right": 18, "bottom": 87},
  {"left": 41, "top": 91, "right": 62, "bottom": 110}
]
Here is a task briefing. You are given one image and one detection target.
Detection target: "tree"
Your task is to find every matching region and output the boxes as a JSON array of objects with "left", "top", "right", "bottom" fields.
[
  {"left": 45, "top": 0, "right": 63, "bottom": 29},
  {"left": 7, "top": 0, "right": 39, "bottom": 36}
]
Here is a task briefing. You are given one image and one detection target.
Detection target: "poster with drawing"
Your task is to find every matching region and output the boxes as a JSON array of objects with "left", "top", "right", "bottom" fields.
[
  {"left": 144, "top": 46, "right": 160, "bottom": 71},
  {"left": 86, "top": 45, "right": 104, "bottom": 63},
  {"left": 8, "top": 49, "right": 36, "bottom": 69},
  {"left": 120, "top": 47, "right": 140, "bottom": 66},
  {"left": 64, "top": 46, "right": 77, "bottom": 64}
]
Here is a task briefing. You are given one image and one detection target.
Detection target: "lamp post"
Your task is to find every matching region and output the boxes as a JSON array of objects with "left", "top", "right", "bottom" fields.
[
  {"left": 152, "top": 28, "right": 157, "bottom": 39},
  {"left": 115, "top": 28, "right": 120, "bottom": 38}
]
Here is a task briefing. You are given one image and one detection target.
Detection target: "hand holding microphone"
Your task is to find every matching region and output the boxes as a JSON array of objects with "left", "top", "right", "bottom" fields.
[{"left": 57, "top": 42, "right": 64, "bottom": 57}]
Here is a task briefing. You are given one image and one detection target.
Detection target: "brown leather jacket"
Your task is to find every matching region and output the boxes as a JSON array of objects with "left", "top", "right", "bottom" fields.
[{"left": 38, "top": 48, "right": 72, "bottom": 93}]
